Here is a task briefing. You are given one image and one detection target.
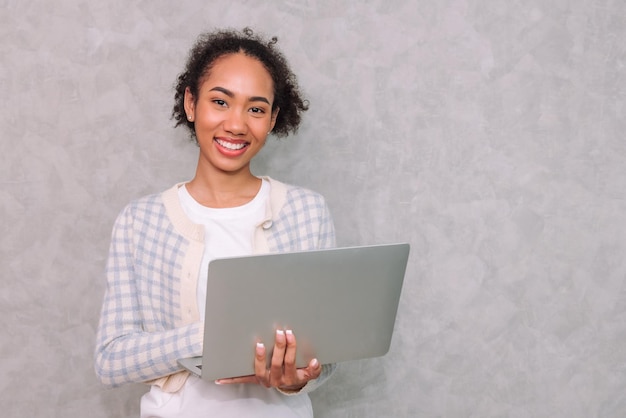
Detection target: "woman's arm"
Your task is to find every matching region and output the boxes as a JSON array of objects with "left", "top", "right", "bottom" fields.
[{"left": 94, "top": 204, "right": 203, "bottom": 388}]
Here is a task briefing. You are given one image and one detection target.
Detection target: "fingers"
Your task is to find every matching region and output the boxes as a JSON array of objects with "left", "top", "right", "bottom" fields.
[
  {"left": 270, "top": 330, "right": 287, "bottom": 384},
  {"left": 277, "top": 330, "right": 321, "bottom": 391},
  {"left": 218, "top": 331, "right": 322, "bottom": 390},
  {"left": 235, "top": 330, "right": 321, "bottom": 390},
  {"left": 282, "top": 330, "right": 297, "bottom": 377},
  {"left": 305, "top": 357, "right": 322, "bottom": 380},
  {"left": 254, "top": 342, "right": 270, "bottom": 387}
]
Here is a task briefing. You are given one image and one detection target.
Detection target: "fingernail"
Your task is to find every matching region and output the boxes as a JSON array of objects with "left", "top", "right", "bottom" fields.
[
  {"left": 311, "top": 358, "right": 319, "bottom": 368},
  {"left": 256, "top": 342, "right": 264, "bottom": 354},
  {"left": 276, "top": 329, "right": 284, "bottom": 336},
  {"left": 285, "top": 329, "right": 294, "bottom": 342}
]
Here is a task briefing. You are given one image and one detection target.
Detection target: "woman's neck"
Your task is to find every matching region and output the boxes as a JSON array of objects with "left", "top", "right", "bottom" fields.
[{"left": 185, "top": 167, "right": 262, "bottom": 208}]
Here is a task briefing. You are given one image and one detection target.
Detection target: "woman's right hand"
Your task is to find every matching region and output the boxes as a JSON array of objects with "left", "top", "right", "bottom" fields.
[{"left": 215, "top": 329, "right": 321, "bottom": 392}]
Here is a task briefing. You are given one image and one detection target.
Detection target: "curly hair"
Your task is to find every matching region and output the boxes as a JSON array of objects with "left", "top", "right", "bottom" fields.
[{"left": 172, "top": 27, "right": 309, "bottom": 142}]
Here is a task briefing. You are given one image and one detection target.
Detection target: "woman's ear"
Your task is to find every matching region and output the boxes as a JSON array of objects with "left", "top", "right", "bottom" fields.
[{"left": 184, "top": 87, "right": 195, "bottom": 122}]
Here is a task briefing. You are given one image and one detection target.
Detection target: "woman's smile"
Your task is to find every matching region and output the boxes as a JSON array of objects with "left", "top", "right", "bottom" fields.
[{"left": 213, "top": 137, "right": 252, "bottom": 158}]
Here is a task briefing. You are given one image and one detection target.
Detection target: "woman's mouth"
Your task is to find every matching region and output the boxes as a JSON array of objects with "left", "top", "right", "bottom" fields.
[{"left": 214, "top": 138, "right": 249, "bottom": 151}]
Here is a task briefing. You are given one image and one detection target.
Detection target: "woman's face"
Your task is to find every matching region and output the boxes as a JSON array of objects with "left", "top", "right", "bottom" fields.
[{"left": 184, "top": 52, "right": 278, "bottom": 177}]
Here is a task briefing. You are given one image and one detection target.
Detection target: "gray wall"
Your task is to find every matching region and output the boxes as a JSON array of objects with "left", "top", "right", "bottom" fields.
[{"left": 2, "top": 0, "right": 625, "bottom": 416}]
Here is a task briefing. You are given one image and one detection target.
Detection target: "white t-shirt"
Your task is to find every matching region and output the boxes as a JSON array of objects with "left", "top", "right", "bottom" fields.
[
  {"left": 140, "top": 180, "right": 313, "bottom": 418},
  {"left": 177, "top": 180, "right": 269, "bottom": 319}
]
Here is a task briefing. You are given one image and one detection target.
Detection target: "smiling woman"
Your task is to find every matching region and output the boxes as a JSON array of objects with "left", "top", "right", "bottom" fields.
[
  {"left": 183, "top": 53, "right": 278, "bottom": 195},
  {"left": 94, "top": 28, "right": 336, "bottom": 417}
]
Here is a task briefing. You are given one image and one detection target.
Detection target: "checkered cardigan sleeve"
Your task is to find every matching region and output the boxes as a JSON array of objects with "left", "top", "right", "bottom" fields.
[{"left": 94, "top": 200, "right": 203, "bottom": 388}]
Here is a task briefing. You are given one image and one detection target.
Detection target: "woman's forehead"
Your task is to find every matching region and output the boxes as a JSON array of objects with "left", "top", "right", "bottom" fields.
[{"left": 201, "top": 53, "right": 274, "bottom": 99}]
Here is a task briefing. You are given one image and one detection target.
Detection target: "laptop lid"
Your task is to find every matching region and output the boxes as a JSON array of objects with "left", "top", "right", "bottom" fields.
[{"left": 178, "top": 242, "right": 410, "bottom": 381}]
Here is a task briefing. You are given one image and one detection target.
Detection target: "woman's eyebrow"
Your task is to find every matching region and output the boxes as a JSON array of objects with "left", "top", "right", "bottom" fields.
[{"left": 209, "top": 86, "right": 271, "bottom": 105}]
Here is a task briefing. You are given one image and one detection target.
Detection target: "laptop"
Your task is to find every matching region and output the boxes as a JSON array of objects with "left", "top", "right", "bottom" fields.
[{"left": 177, "top": 242, "right": 410, "bottom": 381}]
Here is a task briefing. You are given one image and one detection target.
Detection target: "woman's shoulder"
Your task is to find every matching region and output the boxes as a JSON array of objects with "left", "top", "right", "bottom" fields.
[
  {"left": 115, "top": 186, "right": 173, "bottom": 223},
  {"left": 273, "top": 180, "right": 330, "bottom": 217},
  {"left": 285, "top": 183, "right": 326, "bottom": 203},
  {"left": 124, "top": 191, "right": 165, "bottom": 212},
  {"left": 266, "top": 177, "right": 326, "bottom": 202}
]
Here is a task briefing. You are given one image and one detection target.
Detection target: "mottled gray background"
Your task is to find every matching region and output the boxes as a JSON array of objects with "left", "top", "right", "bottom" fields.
[{"left": 1, "top": 0, "right": 625, "bottom": 417}]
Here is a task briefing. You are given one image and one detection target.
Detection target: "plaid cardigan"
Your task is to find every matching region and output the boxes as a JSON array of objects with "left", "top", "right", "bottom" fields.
[{"left": 95, "top": 177, "right": 336, "bottom": 393}]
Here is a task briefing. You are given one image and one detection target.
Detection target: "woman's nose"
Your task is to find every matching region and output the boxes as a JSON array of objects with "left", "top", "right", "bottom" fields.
[{"left": 223, "top": 109, "right": 247, "bottom": 135}]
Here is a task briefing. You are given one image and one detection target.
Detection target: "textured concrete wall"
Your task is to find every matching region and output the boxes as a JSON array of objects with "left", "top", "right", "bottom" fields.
[{"left": 2, "top": 0, "right": 625, "bottom": 416}]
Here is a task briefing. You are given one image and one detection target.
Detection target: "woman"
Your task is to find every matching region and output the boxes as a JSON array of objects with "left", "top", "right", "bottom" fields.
[{"left": 95, "top": 28, "right": 336, "bottom": 417}]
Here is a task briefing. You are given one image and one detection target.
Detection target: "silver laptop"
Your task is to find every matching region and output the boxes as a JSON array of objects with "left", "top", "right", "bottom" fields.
[{"left": 178, "top": 243, "right": 410, "bottom": 381}]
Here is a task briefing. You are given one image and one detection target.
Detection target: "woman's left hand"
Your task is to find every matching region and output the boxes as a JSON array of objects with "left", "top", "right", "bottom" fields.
[{"left": 215, "top": 329, "right": 321, "bottom": 392}]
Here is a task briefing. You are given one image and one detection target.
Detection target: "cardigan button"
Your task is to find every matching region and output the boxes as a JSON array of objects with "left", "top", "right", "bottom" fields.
[{"left": 262, "top": 220, "right": 273, "bottom": 229}]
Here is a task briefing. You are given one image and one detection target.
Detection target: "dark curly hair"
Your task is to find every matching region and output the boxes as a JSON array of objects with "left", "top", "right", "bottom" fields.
[{"left": 172, "top": 27, "right": 309, "bottom": 142}]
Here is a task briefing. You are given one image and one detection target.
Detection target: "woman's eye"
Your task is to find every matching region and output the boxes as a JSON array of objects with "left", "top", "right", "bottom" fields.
[
  {"left": 250, "top": 107, "right": 265, "bottom": 114},
  {"left": 213, "top": 99, "right": 227, "bottom": 106}
]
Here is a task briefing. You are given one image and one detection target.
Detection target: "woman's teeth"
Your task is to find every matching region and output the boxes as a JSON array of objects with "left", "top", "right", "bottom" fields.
[{"left": 215, "top": 139, "right": 247, "bottom": 150}]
